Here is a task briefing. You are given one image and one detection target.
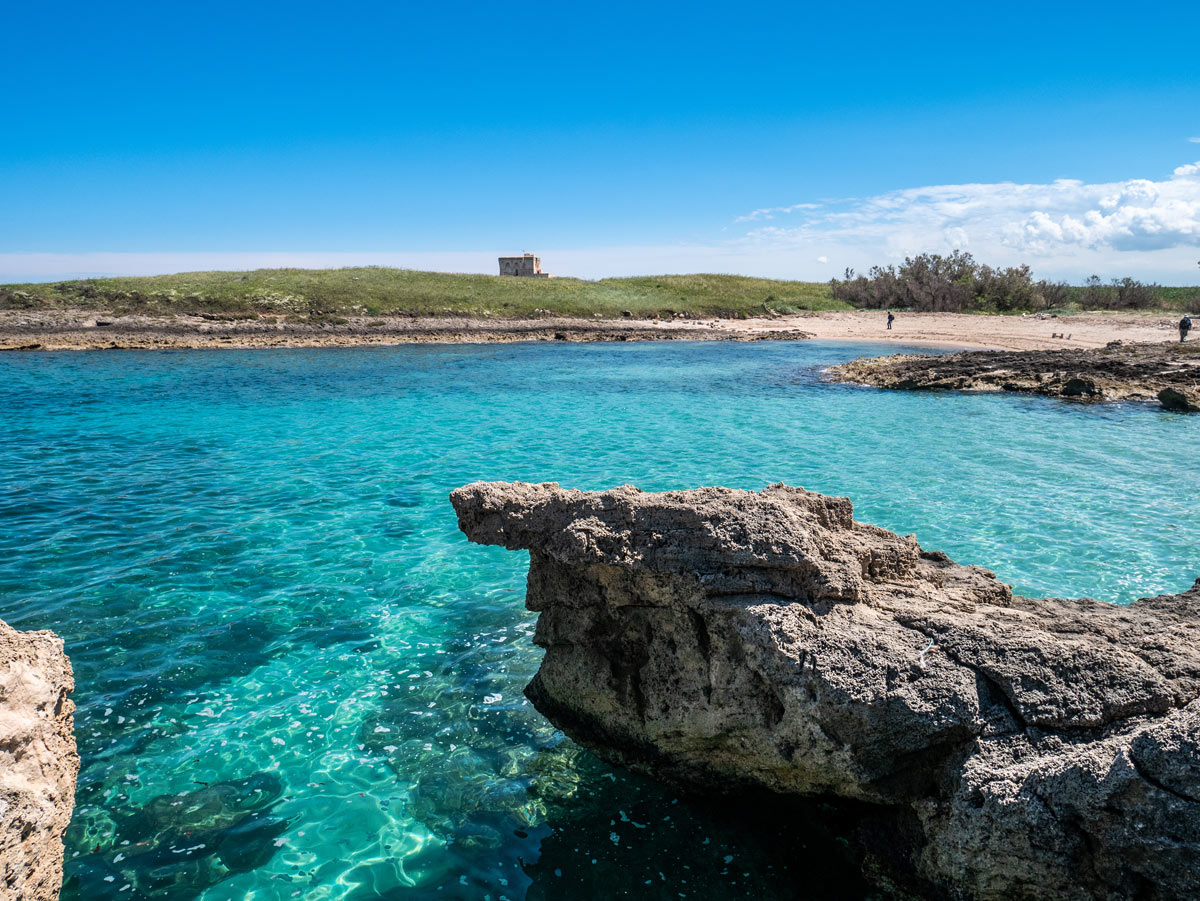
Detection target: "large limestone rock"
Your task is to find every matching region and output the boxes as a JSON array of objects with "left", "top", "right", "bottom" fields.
[
  {"left": 1, "top": 620, "right": 78, "bottom": 901},
  {"left": 451, "top": 481, "right": 1200, "bottom": 900}
]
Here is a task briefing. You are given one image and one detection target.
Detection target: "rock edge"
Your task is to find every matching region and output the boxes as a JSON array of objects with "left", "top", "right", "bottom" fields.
[
  {"left": 0, "top": 619, "right": 79, "bottom": 901},
  {"left": 451, "top": 480, "right": 1200, "bottom": 900},
  {"left": 828, "top": 340, "right": 1200, "bottom": 413}
]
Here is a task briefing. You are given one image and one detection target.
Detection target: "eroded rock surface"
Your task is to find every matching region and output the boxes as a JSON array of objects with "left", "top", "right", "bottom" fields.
[
  {"left": 0, "top": 309, "right": 813, "bottom": 351},
  {"left": 0, "top": 619, "right": 78, "bottom": 901},
  {"left": 829, "top": 340, "right": 1200, "bottom": 412},
  {"left": 451, "top": 481, "right": 1200, "bottom": 900}
]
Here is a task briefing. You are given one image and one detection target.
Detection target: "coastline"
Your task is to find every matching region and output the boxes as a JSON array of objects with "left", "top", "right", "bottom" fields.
[
  {"left": 0, "top": 310, "right": 811, "bottom": 351},
  {"left": 827, "top": 340, "right": 1200, "bottom": 412},
  {"left": 711, "top": 309, "right": 1188, "bottom": 350},
  {"left": 0, "top": 308, "right": 1187, "bottom": 352}
]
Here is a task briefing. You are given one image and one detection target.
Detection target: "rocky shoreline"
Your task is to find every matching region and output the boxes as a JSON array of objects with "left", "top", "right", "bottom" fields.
[
  {"left": 2, "top": 308, "right": 1191, "bottom": 353},
  {"left": 0, "top": 619, "right": 78, "bottom": 901},
  {"left": 829, "top": 340, "right": 1200, "bottom": 412},
  {"left": 0, "top": 311, "right": 812, "bottom": 351},
  {"left": 452, "top": 480, "right": 1200, "bottom": 900}
]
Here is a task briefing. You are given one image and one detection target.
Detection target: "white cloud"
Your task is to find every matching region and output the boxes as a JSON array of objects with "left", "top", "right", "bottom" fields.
[
  {"left": 1008, "top": 169, "right": 1200, "bottom": 253},
  {"left": 732, "top": 161, "right": 1200, "bottom": 281},
  {"left": 816, "top": 255, "right": 829, "bottom": 264},
  {"left": 1190, "top": 137, "right": 1200, "bottom": 143},
  {"left": 734, "top": 202, "right": 822, "bottom": 223}
]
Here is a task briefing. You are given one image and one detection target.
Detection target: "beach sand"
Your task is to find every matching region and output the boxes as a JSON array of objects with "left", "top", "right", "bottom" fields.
[
  {"left": 712, "top": 309, "right": 1187, "bottom": 350},
  {"left": 0, "top": 308, "right": 1187, "bottom": 352}
]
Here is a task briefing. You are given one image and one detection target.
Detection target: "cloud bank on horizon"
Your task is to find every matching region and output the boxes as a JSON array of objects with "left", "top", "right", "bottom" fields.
[
  {"left": 4, "top": 159, "right": 1200, "bottom": 285},
  {"left": 735, "top": 158, "right": 1200, "bottom": 283}
]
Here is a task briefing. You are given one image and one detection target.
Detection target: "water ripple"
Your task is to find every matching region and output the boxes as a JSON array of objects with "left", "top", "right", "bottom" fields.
[{"left": 1, "top": 341, "right": 1197, "bottom": 900}]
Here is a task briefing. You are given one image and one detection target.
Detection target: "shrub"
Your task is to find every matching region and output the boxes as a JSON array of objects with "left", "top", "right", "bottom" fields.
[
  {"left": 1112, "top": 277, "right": 1158, "bottom": 310},
  {"left": 832, "top": 252, "right": 1031, "bottom": 312},
  {"left": 832, "top": 257, "right": 1172, "bottom": 313}
]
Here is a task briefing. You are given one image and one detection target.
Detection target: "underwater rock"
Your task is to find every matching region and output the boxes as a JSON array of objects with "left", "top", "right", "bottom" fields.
[
  {"left": 66, "top": 773, "right": 288, "bottom": 900},
  {"left": 116, "top": 771, "right": 284, "bottom": 844},
  {"left": 451, "top": 481, "right": 1200, "bottom": 900},
  {"left": 0, "top": 618, "right": 78, "bottom": 901}
]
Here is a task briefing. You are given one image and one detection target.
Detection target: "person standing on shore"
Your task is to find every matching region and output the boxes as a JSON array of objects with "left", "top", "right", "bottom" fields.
[
  {"left": 1181, "top": 316, "right": 1192, "bottom": 342},
  {"left": 887, "top": 311, "right": 895, "bottom": 331}
]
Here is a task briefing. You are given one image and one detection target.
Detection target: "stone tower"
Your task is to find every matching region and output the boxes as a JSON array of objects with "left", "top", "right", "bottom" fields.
[{"left": 498, "top": 253, "right": 551, "bottom": 278}]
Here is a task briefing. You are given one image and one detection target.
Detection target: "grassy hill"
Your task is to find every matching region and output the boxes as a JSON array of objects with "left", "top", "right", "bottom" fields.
[{"left": 0, "top": 268, "right": 843, "bottom": 319}]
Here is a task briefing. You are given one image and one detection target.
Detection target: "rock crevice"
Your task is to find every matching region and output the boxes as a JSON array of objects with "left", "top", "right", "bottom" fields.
[{"left": 452, "top": 480, "right": 1200, "bottom": 900}]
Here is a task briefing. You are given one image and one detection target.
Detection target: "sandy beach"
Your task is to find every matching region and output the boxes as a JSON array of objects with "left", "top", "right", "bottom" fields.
[
  {"left": 712, "top": 309, "right": 1188, "bottom": 350},
  {"left": 0, "top": 308, "right": 1188, "bottom": 352}
]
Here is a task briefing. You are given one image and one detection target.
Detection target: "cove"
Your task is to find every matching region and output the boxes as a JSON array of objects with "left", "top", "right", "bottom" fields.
[{"left": 2, "top": 340, "right": 1197, "bottom": 899}]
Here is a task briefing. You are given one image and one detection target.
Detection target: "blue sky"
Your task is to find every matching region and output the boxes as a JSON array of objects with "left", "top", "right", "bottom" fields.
[{"left": 3, "top": 0, "right": 1199, "bottom": 282}]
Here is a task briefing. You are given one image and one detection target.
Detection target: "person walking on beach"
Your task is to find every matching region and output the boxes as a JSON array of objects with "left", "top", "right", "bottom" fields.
[
  {"left": 1181, "top": 316, "right": 1192, "bottom": 343},
  {"left": 886, "top": 311, "right": 895, "bottom": 331}
]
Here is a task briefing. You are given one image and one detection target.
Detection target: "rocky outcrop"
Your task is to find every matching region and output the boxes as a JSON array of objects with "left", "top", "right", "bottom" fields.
[
  {"left": 0, "top": 310, "right": 814, "bottom": 351},
  {"left": 1158, "top": 386, "right": 1200, "bottom": 412},
  {"left": 0, "top": 620, "right": 78, "bottom": 901},
  {"left": 829, "top": 340, "right": 1200, "bottom": 412},
  {"left": 451, "top": 481, "right": 1200, "bottom": 900}
]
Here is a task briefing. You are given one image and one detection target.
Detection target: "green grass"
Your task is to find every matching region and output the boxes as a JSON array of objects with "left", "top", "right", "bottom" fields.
[{"left": 0, "top": 268, "right": 846, "bottom": 318}]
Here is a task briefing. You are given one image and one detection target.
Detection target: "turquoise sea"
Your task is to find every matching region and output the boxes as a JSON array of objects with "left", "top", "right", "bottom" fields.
[{"left": 3, "top": 340, "right": 1198, "bottom": 900}]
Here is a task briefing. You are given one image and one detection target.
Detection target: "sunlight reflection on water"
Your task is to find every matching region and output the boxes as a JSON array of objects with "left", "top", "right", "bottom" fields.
[{"left": 2, "top": 340, "right": 1197, "bottom": 899}]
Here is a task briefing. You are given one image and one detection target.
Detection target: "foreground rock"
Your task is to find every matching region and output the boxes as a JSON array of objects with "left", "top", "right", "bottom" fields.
[
  {"left": 451, "top": 481, "right": 1200, "bottom": 900},
  {"left": 0, "top": 619, "right": 78, "bottom": 901},
  {"left": 829, "top": 340, "right": 1200, "bottom": 412}
]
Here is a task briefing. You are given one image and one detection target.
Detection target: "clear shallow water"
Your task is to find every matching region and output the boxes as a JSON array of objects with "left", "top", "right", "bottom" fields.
[{"left": 1, "top": 340, "right": 1197, "bottom": 900}]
